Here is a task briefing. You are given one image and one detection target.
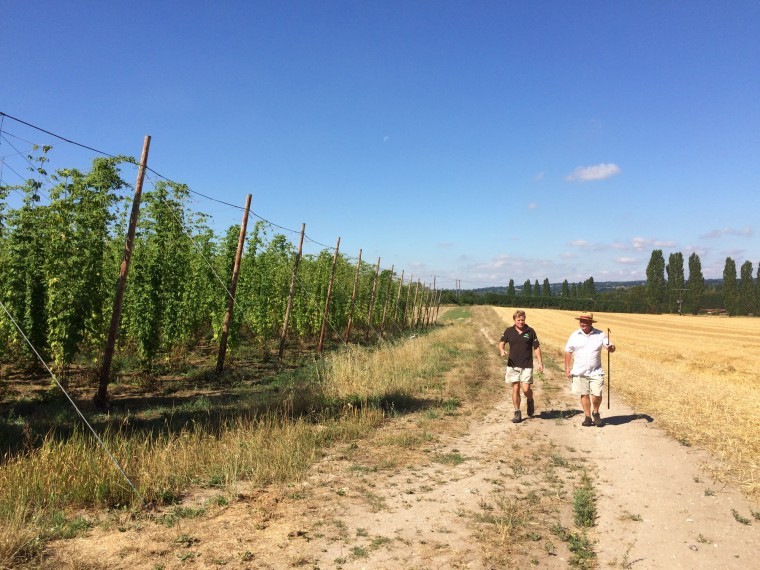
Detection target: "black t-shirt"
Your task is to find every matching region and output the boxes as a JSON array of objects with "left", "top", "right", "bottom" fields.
[{"left": 500, "top": 325, "right": 540, "bottom": 368}]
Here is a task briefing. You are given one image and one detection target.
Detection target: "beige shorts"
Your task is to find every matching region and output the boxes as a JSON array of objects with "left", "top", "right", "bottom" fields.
[
  {"left": 571, "top": 375, "right": 604, "bottom": 397},
  {"left": 506, "top": 366, "right": 533, "bottom": 385}
]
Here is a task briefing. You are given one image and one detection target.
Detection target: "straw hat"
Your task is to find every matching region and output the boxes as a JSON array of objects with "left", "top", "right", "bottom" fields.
[{"left": 575, "top": 312, "right": 597, "bottom": 323}]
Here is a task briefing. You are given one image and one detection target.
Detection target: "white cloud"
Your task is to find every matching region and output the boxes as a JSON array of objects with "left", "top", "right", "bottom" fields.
[
  {"left": 615, "top": 257, "right": 638, "bottom": 264},
  {"left": 632, "top": 237, "right": 677, "bottom": 251},
  {"left": 534, "top": 172, "right": 545, "bottom": 181},
  {"left": 565, "top": 163, "right": 621, "bottom": 182},
  {"left": 528, "top": 202, "right": 538, "bottom": 209},
  {"left": 631, "top": 237, "right": 652, "bottom": 251},
  {"left": 700, "top": 226, "right": 753, "bottom": 239},
  {"left": 568, "top": 239, "right": 589, "bottom": 248}
]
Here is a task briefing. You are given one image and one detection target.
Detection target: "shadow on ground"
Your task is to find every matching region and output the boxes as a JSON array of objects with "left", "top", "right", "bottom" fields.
[{"left": 536, "top": 409, "right": 654, "bottom": 426}]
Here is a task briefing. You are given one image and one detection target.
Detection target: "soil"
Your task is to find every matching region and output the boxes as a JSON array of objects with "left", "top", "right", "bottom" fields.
[{"left": 40, "top": 308, "right": 760, "bottom": 569}]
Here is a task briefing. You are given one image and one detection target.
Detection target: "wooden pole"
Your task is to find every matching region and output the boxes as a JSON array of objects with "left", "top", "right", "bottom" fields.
[
  {"left": 392, "top": 269, "right": 404, "bottom": 327},
  {"left": 410, "top": 279, "right": 420, "bottom": 328},
  {"left": 344, "top": 249, "right": 362, "bottom": 343},
  {"left": 434, "top": 289, "right": 442, "bottom": 323},
  {"left": 403, "top": 274, "right": 414, "bottom": 328},
  {"left": 427, "top": 276, "right": 437, "bottom": 326},
  {"left": 365, "top": 257, "right": 381, "bottom": 340},
  {"left": 216, "top": 194, "right": 252, "bottom": 373},
  {"left": 380, "top": 265, "right": 394, "bottom": 336},
  {"left": 95, "top": 135, "right": 151, "bottom": 409},
  {"left": 317, "top": 237, "right": 340, "bottom": 356},
  {"left": 279, "top": 223, "right": 306, "bottom": 360}
]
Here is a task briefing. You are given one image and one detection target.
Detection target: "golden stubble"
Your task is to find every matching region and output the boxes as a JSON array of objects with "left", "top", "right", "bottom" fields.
[{"left": 493, "top": 307, "right": 760, "bottom": 498}]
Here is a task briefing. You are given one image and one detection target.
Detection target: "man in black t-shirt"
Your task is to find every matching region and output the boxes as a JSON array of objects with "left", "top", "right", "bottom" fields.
[{"left": 499, "top": 309, "right": 544, "bottom": 423}]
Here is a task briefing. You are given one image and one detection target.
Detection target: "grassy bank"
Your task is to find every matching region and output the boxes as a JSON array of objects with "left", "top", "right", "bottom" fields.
[{"left": 0, "top": 318, "right": 483, "bottom": 567}]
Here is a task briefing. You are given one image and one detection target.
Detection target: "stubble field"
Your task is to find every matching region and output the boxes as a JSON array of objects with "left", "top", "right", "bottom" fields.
[{"left": 492, "top": 307, "right": 760, "bottom": 499}]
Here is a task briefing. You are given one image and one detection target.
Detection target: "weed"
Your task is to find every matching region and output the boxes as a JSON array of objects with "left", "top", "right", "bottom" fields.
[
  {"left": 619, "top": 511, "right": 642, "bottom": 522},
  {"left": 434, "top": 452, "right": 466, "bottom": 466},
  {"left": 567, "top": 531, "right": 596, "bottom": 567},
  {"left": 731, "top": 509, "right": 751, "bottom": 525},
  {"left": 175, "top": 534, "right": 199, "bottom": 547},
  {"left": 573, "top": 472, "right": 597, "bottom": 528}
]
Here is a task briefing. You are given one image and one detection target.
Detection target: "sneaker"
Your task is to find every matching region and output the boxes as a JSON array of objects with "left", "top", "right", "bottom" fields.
[
  {"left": 527, "top": 399, "right": 535, "bottom": 417},
  {"left": 512, "top": 410, "right": 522, "bottom": 423},
  {"left": 581, "top": 415, "right": 593, "bottom": 427},
  {"left": 592, "top": 412, "right": 605, "bottom": 427}
]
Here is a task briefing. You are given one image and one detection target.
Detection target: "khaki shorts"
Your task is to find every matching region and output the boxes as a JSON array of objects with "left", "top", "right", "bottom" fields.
[
  {"left": 571, "top": 374, "right": 604, "bottom": 397},
  {"left": 506, "top": 366, "right": 533, "bottom": 385}
]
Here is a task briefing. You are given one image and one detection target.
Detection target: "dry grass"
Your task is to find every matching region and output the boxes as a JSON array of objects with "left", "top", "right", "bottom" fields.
[
  {"left": 493, "top": 307, "right": 760, "bottom": 499},
  {"left": 0, "top": 322, "right": 481, "bottom": 568}
]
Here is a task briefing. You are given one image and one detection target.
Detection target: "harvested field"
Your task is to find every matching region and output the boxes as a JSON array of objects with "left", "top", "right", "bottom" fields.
[{"left": 493, "top": 307, "right": 760, "bottom": 498}]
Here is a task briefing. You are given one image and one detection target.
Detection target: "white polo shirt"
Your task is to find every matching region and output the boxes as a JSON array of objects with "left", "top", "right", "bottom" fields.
[{"left": 564, "top": 327, "right": 609, "bottom": 377}]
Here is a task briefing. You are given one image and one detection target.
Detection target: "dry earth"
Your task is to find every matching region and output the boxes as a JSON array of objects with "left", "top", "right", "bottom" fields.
[{"left": 42, "top": 307, "right": 760, "bottom": 569}]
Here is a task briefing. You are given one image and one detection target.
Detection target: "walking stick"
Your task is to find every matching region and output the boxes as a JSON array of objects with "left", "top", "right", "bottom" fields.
[{"left": 607, "top": 328, "right": 611, "bottom": 409}]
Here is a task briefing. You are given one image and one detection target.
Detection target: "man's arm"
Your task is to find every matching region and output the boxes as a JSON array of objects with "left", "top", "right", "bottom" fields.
[
  {"left": 534, "top": 346, "right": 544, "bottom": 372},
  {"left": 499, "top": 341, "right": 507, "bottom": 357},
  {"left": 564, "top": 351, "right": 572, "bottom": 377}
]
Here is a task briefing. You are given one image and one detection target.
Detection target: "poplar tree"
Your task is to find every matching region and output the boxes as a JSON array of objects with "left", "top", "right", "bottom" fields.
[
  {"left": 523, "top": 280, "right": 532, "bottom": 296},
  {"left": 645, "top": 250, "right": 667, "bottom": 312},
  {"left": 738, "top": 260, "right": 756, "bottom": 315},
  {"left": 542, "top": 278, "right": 551, "bottom": 296},
  {"left": 666, "top": 252, "right": 685, "bottom": 314},
  {"left": 562, "top": 280, "right": 570, "bottom": 297},
  {"left": 722, "top": 257, "right": 738, "bottom": 315},
  {"left": 686, "top": 253, "right": 705, "bottom": 314},
  {"left": 507, "top": 279, "right": 515, "bottom": 298}
]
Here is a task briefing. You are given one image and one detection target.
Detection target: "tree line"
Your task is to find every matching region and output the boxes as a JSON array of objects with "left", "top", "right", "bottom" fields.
[{"left": 441, "top": 250, "right": 759, "bottom": 317}]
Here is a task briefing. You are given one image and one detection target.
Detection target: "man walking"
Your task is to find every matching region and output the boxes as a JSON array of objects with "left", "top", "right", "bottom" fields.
[
  {"left": 499, "top": 310, "right": 543, "bottom": 423},
  {"left": 564, "top": 312, "right": 616, "bottom": 427}
]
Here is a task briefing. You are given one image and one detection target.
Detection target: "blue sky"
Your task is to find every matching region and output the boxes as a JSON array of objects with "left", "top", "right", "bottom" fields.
[{"left": 2, "top": 1, "right": 759, "bottom": 290}]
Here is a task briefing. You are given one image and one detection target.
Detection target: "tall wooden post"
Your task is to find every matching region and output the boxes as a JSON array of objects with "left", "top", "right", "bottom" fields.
[
  {"left": 95, "top": 135, "right": 151, "bottom": 409},
  {"left": 344, "top": 249, "right": 362, "bottom": 343},
  {"left": 403, "top": 274, "right": 414, "bottom": 328},
  {"left": 392, "top": 269, "right": 404, "bottom": 327},
  {"left": 279, "top": 223, "right": 306, "bottom": 360},
  {"left": 380, "top": 265, "right": 394, "bottom": 336},
  {"left": 426, "top": 276, "right": 437, "bottom": 326},
  {"left": 317, "top": 237, "right": 340, "bottom": 356},
  {"left": 365, "top": 257, "right": 381, "bottom": 340},
  {"left": 434, "top": 289, "right": 443, "bottom": 322},
  {"left": 417, "top": 283, "right": 428, "bottom": 327},
  {"left": 216, "top": 194, "right": 252, "bottom": 373},
  {"left": 411, "top": 279, "right": 421, "bottom": 327}
]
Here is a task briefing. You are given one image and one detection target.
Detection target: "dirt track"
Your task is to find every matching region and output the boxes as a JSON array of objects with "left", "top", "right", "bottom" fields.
[{"left": 44, "top": 307, "right": 760, "bottom": 569}]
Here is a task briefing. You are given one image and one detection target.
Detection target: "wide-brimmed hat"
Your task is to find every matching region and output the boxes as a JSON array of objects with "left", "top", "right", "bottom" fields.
[{"left": 575, "top": 312, "right": 597, "bottom": 323}]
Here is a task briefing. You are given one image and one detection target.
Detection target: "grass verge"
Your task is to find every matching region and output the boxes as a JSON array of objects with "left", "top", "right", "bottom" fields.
[{"left": 0, "top": 321, "right": 477, "bottom": 568}]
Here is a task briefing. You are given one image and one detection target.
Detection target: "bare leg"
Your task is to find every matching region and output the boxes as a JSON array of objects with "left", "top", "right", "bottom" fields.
[
  {"left": 512, "top": 382, "right": 521, "bottom": 410},
  {"left": 580, "top": 394, "right": 591, "bottom": 417},
  {"left": 591, "top": 395, "right": 603, "bottom": 414}
]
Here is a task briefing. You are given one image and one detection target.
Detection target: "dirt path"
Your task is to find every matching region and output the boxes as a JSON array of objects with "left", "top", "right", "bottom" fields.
[{"left": 45, "top": 308, "right": 760, "bottom": 568}]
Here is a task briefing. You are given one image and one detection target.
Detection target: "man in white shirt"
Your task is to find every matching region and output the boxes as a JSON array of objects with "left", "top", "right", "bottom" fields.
[{"left": 564, "top": 312, "right": 616, "bottom": 427}]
